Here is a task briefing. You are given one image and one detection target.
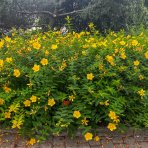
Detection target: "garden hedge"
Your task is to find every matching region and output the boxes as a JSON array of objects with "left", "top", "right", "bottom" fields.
[{"left": 0, "top": 25, "right": 148, "bottom": 144}]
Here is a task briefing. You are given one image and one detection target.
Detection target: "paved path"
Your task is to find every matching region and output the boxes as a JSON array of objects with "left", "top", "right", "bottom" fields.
[{"left": 0, "top": 128, "right": 148, "bottom": 148}]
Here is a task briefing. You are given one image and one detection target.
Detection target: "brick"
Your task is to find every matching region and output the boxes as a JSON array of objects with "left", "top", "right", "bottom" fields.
[
  {"left": 143, "top": 129, "right": 148, "bottom": 136},
  {"left": 112, "top": 137, "right": 124, "bottom": 144},
  {"left": 123, "top": 137, "right": 137, "bottom": 148},
  {"left": 118, "top": 129, "right": 134, "bottom": 137},
  {"left": 14, "top": 137, "right": 26, "bottom": 147},
  {"left": 0, "top": 140, "right": 16, "bottom": 148},
  {"left": 39, "top": 142, "right": 53, "bottom": 148},
  {"left": 113, "top": 143, "right": 127, "bottom": 148},
  {"left": 102, "top": 141, "right": 114, "bottom": 148},
  {"left": 139, "top": 142, "right": 148, "bottom": 148},
  {"left": 53, "top": 136, "right": 65, "bottom": 146},
  {"left": 76, "top": 136, "right": 87, "bottom": 144},
  {"left": 134, "top": 135, "right": 145, "bottom": 142},
  {"left": 53, "top": 145, "right": 65, "bottom": 148},
  {"left": 66, "top": 146, "right": 77, "bottom": 148},
  {"left": 134, "top": 130, "right": 144, "bottom": 138},
  {"left": 90, "top": 146, "right": 102, "bottom": 148},
  {"left": 77, "top": 143, "right": 90, "bottom": 148},
  {"left": 89, "top": 140, "right": 101, "bottom": 146},
  {"left": 143, "top": 137, "right": 148, "bottom": 142},
  {"left": 1, "top": 133, "right": 16, "bottom": 142},
  {"left": 65, "top": 137, "right": 77, "bottom": 147},
  {"left": 97, "top": 129, "right": 113, "bottom": 137}
]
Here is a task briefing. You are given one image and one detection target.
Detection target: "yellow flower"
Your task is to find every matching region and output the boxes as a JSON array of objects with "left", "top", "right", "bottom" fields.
[
  {"left": 131, "top": 40, "right": 138, "bottom": 46},
  {"left": 6, "top": 57, "right": 13, "bottom": 63},
  {"left": 40, "top": 58, "right": 48, "bottom": 66},
  {"left": 27, "top": 81, "right": 33, "bottom": 87},
  {"left": 51, "top": 44, "right": 58, "bottom": 50},
  {"left": 84, "top": 132, "right": 93, "bottom": 141},
  {"left": 120, "top": 53, "right": 126, "bottom": 59},
  {"left": 114, "top": 48, "right": 119, "bottom": 53},
  {"left": 94, "top": 136, "right": 100, "bottom": 142},
  {"left": 3, "top": 86, "right": 11, "bottom": 93},
  {"left": 69, "top": 95, "right": 75, "bottom": 101},
  {"left": 81, "top": 117, "right": 89, "bottom": 125},
  {"left": 5, "top": 36, "right": 11, "bottom": 42},
  {"left": 0, "top": 59, "right": 4, "bottom": 67},
  {"left": 33, "top": 42, "right": 41, "bottom": 49},
  {"left": 134, "top": 60, "right": 140, "bottom": 66},
  {"left": 0, "top": 98, "right": 4, "bottom": 105},
  {"left": 87, "top": 73, "right": 94, "bottom": 80},
  {"left": 138, "top": 89, "right": 145, "bottom": 97},
  {"left": 113, "top": 118, "right": 120, "bottom": 124},
  {"left": 4, "top": 112, "right": 11, "bottom": 119},
  {"left": 48, "top": 98, "right": 56, "bottom": 107},
  {"left": 32, "top": 64, "right": 40, "bottom": 72},
  {"left": 30, "top": 95, "right": 37, "bottom": 103},
  {"left": 104, "top": 100, "right": 110, "bottom": 106},
  {"left": 28, "top": 138, "right": 36, "bottom": 145},
  {"left": 107, "top": 123, "right": 117, "bottom": 131},
  {"left": 106, "top": 55, "right": 115, "bottom": 66},
  {"left": 120, "top": 41, "right": 126, "bottom": 46},
  {"left": 108, "top": 111, "right": 117, "bottom": 120},
  {"left": 92, "top": 43, "right": 97, "bottom": 48},
  {"left": 144, "top": 51, "right": 148, "bottom": 59},
  {"left": 0, "top": 40, "right": 4, "bottom": 48},
  {"left": 13, "top": 69, "right": 21, "bottom": 77},
  {"left": 99, "top": 100, "right": 109, "bottom": 106},
  {"left": 24, "top": 100, "right": 31, "bottom": 107},
  {"left": 73, "top": 111, "right": 81, "bottom": 119},
  {"left": 45, "top": 50, "right": 49, "bottom": 56},
  {"left": 139, "top": 75, "right": 144, "bottom": 80}
]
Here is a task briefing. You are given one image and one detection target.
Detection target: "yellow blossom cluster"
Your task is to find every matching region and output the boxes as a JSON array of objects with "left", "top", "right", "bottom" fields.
[
  {"left": 108, "top": 111, "right": 120, "bottom": 131},
  {"left": 23, "top": 95, "right": 38, "bottom": 107}
]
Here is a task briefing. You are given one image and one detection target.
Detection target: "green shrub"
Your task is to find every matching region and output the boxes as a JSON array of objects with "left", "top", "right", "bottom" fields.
[{"left": 0, "top": 26, "right": 148, "bottom": 143}]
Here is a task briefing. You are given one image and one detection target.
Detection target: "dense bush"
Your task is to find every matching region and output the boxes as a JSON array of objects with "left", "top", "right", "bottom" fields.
[{"left": 0, "top": 25, "right": 148, "bottom": 144}]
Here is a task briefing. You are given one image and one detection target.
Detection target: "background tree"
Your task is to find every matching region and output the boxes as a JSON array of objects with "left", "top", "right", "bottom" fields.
[{"left": 0, "top": 0, "right": 147, "bottom": 31}]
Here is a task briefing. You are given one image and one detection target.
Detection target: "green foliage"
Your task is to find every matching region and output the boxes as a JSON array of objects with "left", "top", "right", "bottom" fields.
[{"left": 0, "top": 26, "right": 148, "bottom": 142}]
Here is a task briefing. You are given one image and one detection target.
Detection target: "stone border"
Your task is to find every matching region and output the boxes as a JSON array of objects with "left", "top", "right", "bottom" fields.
[{"left": 0, "top": 128, "right": 148, "bottom": 148}]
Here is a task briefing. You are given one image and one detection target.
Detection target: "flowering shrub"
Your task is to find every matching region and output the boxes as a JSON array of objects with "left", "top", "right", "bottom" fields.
[{"left": 0, "top": 27, "right": 148, "bottom": 142}]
